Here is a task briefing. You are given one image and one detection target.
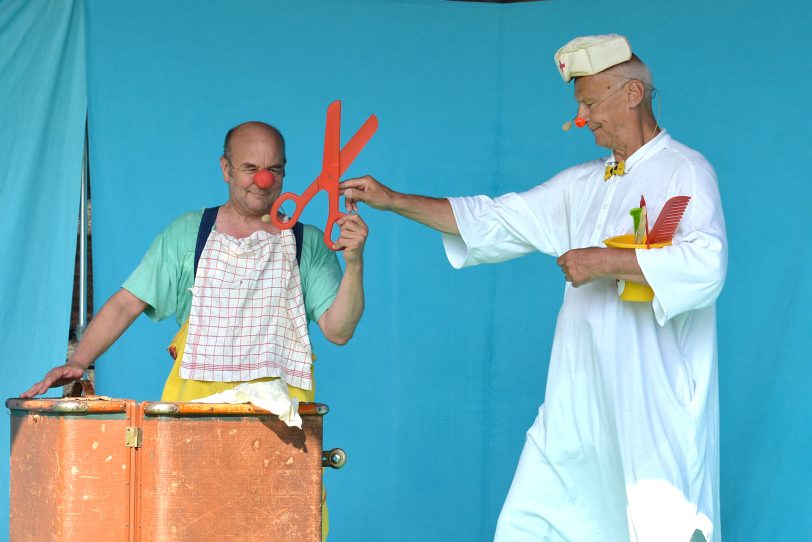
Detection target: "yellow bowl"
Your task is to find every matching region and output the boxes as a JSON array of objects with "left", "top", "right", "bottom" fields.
[
  {"left": 603, "top": 234, "right": 671, "bottom": 250},
  {"left": 603, "top": 235, "right": 671, "bottom": 302}
]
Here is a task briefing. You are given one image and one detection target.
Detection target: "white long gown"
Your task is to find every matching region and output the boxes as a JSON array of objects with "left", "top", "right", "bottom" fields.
[{"left": 442, "top": 131, "right": 727, "bottom": 542}]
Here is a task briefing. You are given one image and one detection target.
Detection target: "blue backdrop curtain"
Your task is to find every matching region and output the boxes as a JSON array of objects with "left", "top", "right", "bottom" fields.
[
  {"left": 3, "top": 0, "right": 811, "bottom": 540},
  {"left": 0, "top": 0, "right": 86, "bottom": 538}
]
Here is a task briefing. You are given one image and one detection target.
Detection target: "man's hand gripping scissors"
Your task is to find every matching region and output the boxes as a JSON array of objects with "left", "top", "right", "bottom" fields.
[{"left": 267, "top": 100, "right": 377, "bottom": 250}]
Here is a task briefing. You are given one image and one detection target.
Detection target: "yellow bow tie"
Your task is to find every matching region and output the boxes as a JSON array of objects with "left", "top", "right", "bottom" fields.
[{"left": 604, "top": 161, "right": 625, "bottom": 181}]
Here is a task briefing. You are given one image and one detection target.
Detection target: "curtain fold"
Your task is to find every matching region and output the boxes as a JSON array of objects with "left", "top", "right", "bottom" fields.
[{"left": 0, "top": 1, "right": 87, "bottom": 538}]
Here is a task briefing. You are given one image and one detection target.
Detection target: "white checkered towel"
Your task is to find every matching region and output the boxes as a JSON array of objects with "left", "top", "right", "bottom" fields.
[{"left": 181, "top": 227, "right": 313, "bottom": 389}]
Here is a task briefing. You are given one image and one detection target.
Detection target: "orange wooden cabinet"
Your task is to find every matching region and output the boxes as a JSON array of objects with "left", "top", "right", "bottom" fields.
[{"left": 6, "top": 398, "right": 344, "bottom": 542}]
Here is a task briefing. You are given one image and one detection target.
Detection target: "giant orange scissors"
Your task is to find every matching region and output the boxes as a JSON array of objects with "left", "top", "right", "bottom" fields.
[{"left": 268, "top": 100, "right": 377, "bottom": 250}]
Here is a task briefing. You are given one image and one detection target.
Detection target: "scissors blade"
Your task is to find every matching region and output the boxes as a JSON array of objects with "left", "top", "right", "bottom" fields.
[
  {"left": 339, "top": 114, "right": 378, "bottom": 175},
  {"left": 323, "top": 100, "right": 341, "bottom": 185}
]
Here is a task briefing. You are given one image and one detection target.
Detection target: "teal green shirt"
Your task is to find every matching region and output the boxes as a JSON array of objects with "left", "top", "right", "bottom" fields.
[{"left": 123, "top": 211, "right": 342, "bottom": 326}]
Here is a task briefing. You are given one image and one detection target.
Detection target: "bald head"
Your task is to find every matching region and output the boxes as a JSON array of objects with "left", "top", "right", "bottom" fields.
[
  {"left": 223, "top": 122, "right": 286, "bottom": 163},
  {"left": 602, "top": 54, "right": 655, "bottom": 111}
]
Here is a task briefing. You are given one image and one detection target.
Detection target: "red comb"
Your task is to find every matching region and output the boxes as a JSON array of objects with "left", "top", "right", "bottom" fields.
[{"left": 647, "top": 196, "right": 691, "bottom": 245}]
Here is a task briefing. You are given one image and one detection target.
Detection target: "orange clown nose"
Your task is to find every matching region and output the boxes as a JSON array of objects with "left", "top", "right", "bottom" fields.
[
  {"left": 253, "top": 169, "right": 275, "bottom": 189},
  {"left": 563, "top": 116, "right": 588, "bottom": 132}
]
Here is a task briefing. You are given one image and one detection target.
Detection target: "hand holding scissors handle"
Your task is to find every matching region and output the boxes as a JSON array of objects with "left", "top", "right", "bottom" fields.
[{"left": 270, "top": 100, "right": 378, "bottom": 250}]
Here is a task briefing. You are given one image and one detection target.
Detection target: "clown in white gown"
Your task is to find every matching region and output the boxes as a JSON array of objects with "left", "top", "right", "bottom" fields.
[{"left": 443, "top": 130, "right": 726, "bottom": 542}]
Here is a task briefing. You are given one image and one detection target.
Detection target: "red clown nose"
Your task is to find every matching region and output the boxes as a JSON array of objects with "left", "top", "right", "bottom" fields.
[{"left": 253, "top": 169, "right": 275, "bottom": 189}]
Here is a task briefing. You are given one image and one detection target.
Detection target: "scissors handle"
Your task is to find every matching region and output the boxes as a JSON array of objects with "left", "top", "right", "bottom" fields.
[
  {"left": 271, "top": 187, "right": 345, "bottom": 249},
  {"left": 270, "top": 176, "right": 347, "bottom": 250},
  {"left": 322, "top": 205, "right": 346, "bottom": 250},
  {"left": 269, "top": 182, "right": 319, "bottom": 230}
]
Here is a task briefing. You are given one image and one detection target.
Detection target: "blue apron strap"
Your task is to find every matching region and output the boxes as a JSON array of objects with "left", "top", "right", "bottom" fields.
[
  {"left": 293, "top": 222, "right": 303, "bottom": 266},
  {"left": 194, "top": 207, "right": 219, "bottom": 277}
]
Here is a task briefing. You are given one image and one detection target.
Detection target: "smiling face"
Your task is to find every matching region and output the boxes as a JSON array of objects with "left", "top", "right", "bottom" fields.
[
  {"left": 220, "top": 123, "right": 286, "bottom": 218},
  {"left": 573, "top": 72, "right": 630, "bottom": 151}
]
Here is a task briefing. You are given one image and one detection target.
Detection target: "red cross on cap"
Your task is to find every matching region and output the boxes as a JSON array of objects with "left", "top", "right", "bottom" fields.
[{"left": 559, "top": 62, "right": 566, "bottom": 70}]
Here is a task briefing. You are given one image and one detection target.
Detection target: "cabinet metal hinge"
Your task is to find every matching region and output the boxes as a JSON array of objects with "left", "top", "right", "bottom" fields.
[{"left": 125, "top": 426, "right": 143, "bottom": 448}]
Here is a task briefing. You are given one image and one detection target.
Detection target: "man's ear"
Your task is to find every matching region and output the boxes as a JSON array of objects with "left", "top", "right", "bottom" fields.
[
  {"left": 220, "top": 156, "right": 230, "bottom": 182},
  {"left": 625, "top": 80, "right": 646, "bottom": 109}
]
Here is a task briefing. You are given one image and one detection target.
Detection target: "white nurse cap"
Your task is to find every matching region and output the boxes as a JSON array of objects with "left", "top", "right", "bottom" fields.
[{"left": 555, "top": 34, "right": 633, "bottom": 83}]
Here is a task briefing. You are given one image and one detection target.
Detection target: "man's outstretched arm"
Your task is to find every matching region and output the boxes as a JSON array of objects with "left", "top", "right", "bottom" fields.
[{"left": 340, "top": 176, "right": 459, "bottom": 235}]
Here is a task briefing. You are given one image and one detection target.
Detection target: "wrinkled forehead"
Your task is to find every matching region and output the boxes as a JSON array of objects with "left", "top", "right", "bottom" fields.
[
  {"left": 574, "top": 72, "right": 618, "bottom": 100},
  {"left": 229, "top": 126, "right": 285, "bottom": 164}
]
